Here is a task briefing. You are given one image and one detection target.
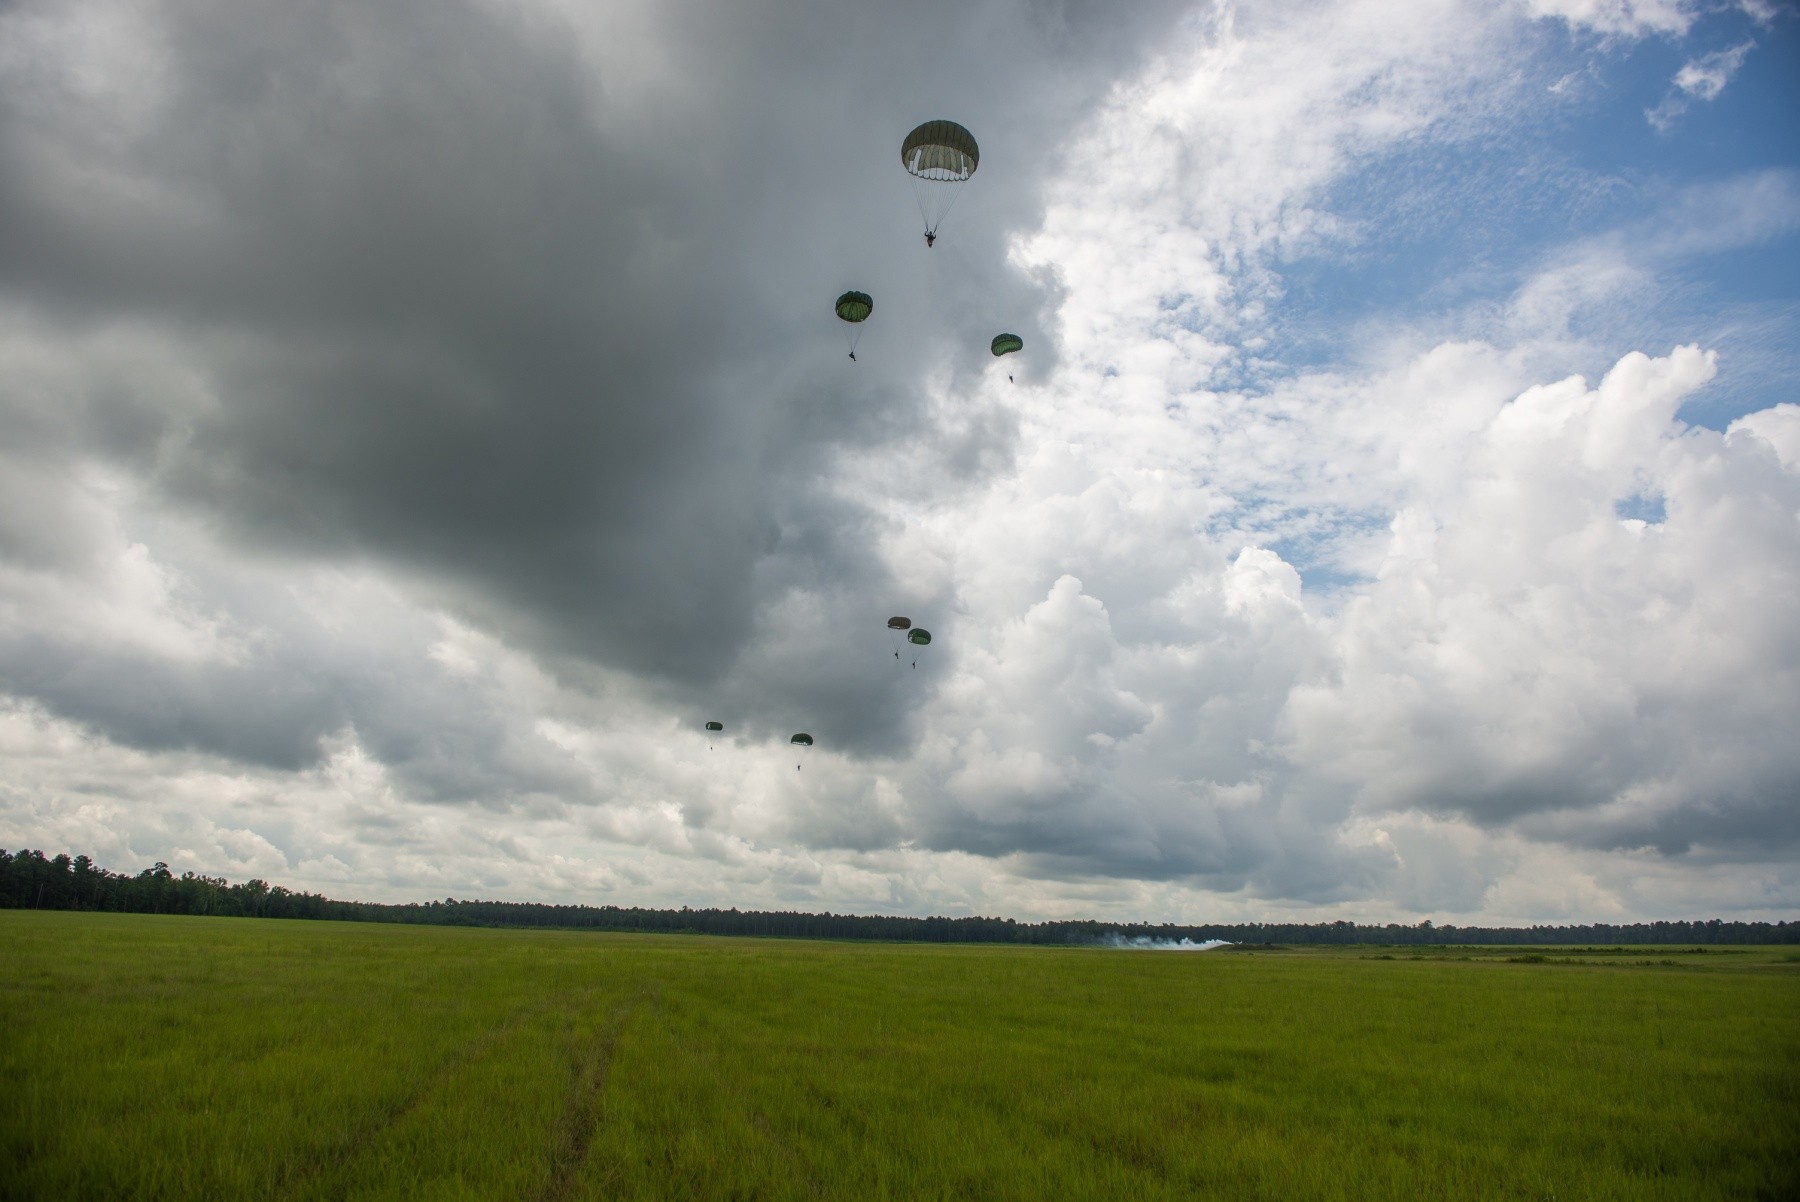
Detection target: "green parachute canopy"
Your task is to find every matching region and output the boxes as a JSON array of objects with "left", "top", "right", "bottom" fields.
[
  {"left": 704, "top": 721, "right": 723, "bottom": 732},
  {"left": 886, "top": 616, "right": 912, "bottom": 630},
  {"left": 836, "top": 292, "right": 872, "bottom": 358},
  {"left": 790, "top": 733, "right": 814, "bottom": 746},
  {"left": 902, "top": 120, "right": 978, "bottom": 242},
  {"left": 991, "top": 333, "right": 1023, "bottom": 357},
  {"left": 835, "top": 291, "right": 873, "bottom": 323},
  {"left": 901, "top": 121, "right": 979, "bottom": 182},
  {"left": 907, "top": 629, "right": 932, "bottom": 646}
]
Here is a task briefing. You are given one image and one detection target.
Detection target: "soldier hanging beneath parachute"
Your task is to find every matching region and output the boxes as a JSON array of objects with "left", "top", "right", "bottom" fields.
[
  {"left": 992, "top": 332, "right": 1022, "bottom": 382},
  {"left": 901, "top": 120, "right": 978, "bottom": 247},
  {"left": 836, "top": 290, "right": 872, "bottom": 360}
]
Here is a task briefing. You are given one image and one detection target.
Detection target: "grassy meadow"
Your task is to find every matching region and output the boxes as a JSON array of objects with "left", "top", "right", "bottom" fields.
[{"left": 2, "top": 912, "right": 1796, "bottom": 1200}]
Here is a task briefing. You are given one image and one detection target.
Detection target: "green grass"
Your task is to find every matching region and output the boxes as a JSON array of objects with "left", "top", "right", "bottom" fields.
[{"left": 3, "top": 914, "right": 1796, "bottom": 1200}]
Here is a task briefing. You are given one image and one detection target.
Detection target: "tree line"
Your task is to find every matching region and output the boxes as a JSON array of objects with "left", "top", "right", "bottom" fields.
[{"left": 4, "top": 847, "right": 1796, "bottom": 945}]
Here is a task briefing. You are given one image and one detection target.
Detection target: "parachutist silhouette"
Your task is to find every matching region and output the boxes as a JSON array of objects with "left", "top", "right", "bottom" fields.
[
  {"left": 1008, "top": 374, "right": 1014, "bottom": 383},
  {"left": 848, "top": 351, "right": 856, "bottom": 361},
  {"left": 925, "top": 232, "right": 936, "bottom": 247}
]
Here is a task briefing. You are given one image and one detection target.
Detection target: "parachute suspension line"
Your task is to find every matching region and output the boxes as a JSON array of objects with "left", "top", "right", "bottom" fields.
[
  {"left": 911, "top": 176, "right": 968, "bottom": 244},
  {"left": 931, "top": 177, "right": 969, "bottom": 240},
  {"left": 911, "top": 179, "right": 935, "bottom": 240}
]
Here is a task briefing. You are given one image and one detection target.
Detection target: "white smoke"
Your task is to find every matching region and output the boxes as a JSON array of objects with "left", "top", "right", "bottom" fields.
[{"left": 1099, "top": 935, "right": 1232, "bottom": 951}]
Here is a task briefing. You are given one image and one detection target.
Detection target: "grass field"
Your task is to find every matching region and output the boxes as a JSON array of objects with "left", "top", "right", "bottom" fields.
[{"left": 3, "top": 913, "right": 1796, "bottom": 1200}]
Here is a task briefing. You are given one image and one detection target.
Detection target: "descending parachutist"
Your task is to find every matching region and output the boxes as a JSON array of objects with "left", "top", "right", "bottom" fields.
[
  {"left": 836, "top": 291, "right": 871, "bottom": 362},
  {"left": 904, "top": 121, "right": 976, "bottom": 246},
  {"left": 1008, "top": 374, "right": 1014, "bottom": 383}
]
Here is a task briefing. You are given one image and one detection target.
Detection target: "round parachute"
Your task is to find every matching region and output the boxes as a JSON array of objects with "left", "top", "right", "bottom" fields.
[
  {"left": 790, "top": 733, "right": 814, "bottom": 747},
  {"left": 901, "top": 121, "right": 979, "bottom": 182},
  {"left": 886, "top": 615, "right": 913, "bottom": 662},
  {"left": 835, "top": 291, "right": 872, "bottom": 359},
  {"left": 901, "top": 120, "right": 978, "bottom": 244},
  {"left": 704, "top": 721, "right": 723, "bottom": 732},
  {"left": 907, "top": 629, "right": 932, "bottom": 646},
  {"left": 835, "top": 291, "right": 873, "bottom": 323},
  {"left": 991, "top": 333, "right": 1023, "bottom": 357}
]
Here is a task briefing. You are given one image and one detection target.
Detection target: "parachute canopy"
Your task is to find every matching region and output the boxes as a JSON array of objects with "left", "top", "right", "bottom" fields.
[
  {"left": 991, "top": 333, "right": 1023, "bottom": 357},
  {"left": 907, "top": 629, "right": 932, "bottom": 646},
  {"left": 790, "top": 733, "right": 814, "bottom": 746},
  {"left": 886, "top": 616, "right": 912, "bottom": 630},
  {"left": 902, "top": 121, "right": 979, "bottom": 182},
  {"left": 835, "top": 291, "right": 873, "bottom": 323},
  {"left": 704, "top": 721, "right": 723, "bottom": 732},
  {"left": 903, "top": 121, "right": 978, "bottom": 243}
]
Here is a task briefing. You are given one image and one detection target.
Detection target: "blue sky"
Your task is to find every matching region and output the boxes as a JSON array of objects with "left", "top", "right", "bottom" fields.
[{"left": 1280, "top": 3, "right": 1797, "bottom": 425}]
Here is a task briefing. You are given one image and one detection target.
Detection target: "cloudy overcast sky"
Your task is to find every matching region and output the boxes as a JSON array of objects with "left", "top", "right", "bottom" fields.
[{"left": 2, "top": 0, "right": 1796, "bottom": 924}]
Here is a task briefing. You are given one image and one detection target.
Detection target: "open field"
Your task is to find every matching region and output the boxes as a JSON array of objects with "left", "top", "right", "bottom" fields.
[{"left": 3, "top": 913, "right": 1796, "bottom": 1200}]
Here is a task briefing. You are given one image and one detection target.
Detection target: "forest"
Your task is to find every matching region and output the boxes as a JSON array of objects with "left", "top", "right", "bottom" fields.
[{"left": 3, "top": 846, "right": 1795, "bottom": 945}]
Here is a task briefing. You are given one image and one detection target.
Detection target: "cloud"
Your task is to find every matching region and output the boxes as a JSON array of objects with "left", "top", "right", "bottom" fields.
[
  {"left": 1286, "top": 347, "right": 1800, "bottom": 857},
  {"left": 1649, "top": 39, "right": 1756, "bottom": 129},
  {"left": 1, "top": 0, "right": 1795, "bottom": 923},
  {"left": 1674, "top": 39, "right": 1756, "bottom": 100},
  {"left": 1523, "top": 0, "right": 1698, "bottom": 38},
  {"left": 0, "top": 0, "right": 1185, "bottom": 752},
  {"left": 848, "top": 1, "right": 1800, "bottom": 905},
  {"left": 1503, "top": 171, "right": 1800, "bottom": 347}
]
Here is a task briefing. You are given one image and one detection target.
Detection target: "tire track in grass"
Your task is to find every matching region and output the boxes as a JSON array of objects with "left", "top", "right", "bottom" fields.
[
  {"left": 533, "top": 991, "right": 647, "bottom": 1202},
  {"left": 273, "top": 989, "right": 593, "bottom": 1201}
]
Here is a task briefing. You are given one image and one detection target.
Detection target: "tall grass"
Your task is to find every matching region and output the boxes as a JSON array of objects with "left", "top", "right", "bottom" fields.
[{"left": 3, "top": 912, "right": 1795, "bottom": 1200}]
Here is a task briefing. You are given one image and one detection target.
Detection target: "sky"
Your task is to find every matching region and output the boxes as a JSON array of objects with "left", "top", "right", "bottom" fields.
[{"left": 1, "top": 0, "right": 1796, "bottom": 925}]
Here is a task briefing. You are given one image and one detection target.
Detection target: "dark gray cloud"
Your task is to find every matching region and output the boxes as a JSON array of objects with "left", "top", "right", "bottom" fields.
[{"left": 0, "top": 0, "right": 1187, "bottom": 765}]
